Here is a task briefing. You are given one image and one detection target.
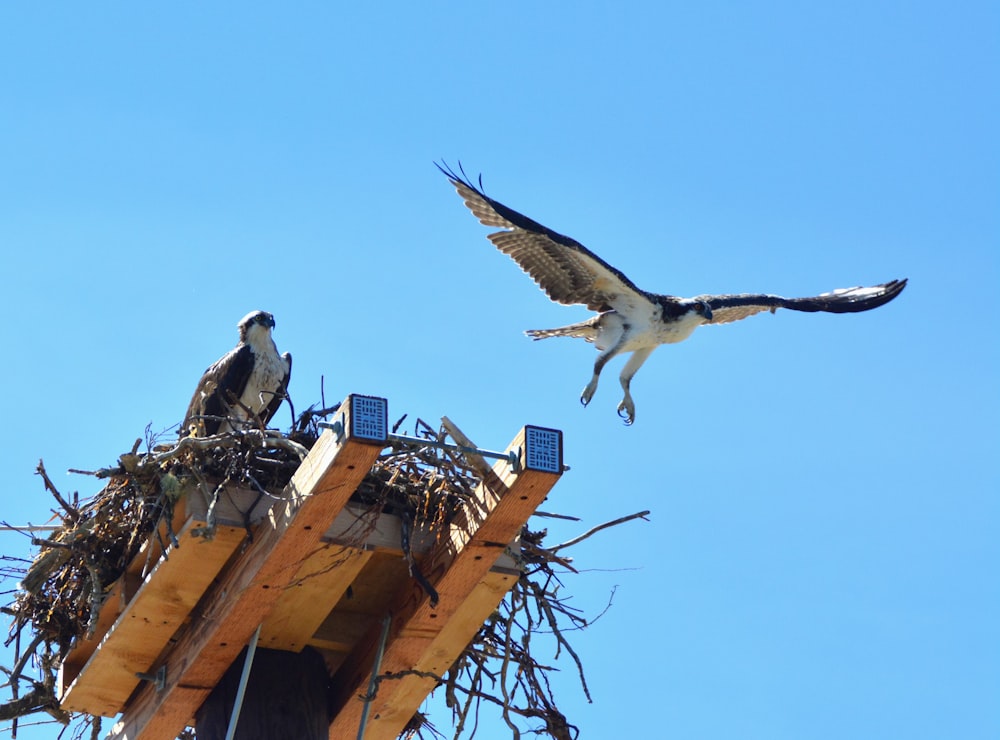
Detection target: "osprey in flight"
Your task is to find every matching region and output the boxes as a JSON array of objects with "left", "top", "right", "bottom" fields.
[
  {"left": 183, "top": 310, "right": 292, "bottom": 436},
  {"left": 439, "top": 163, "right": 907, "bottom": 424}
]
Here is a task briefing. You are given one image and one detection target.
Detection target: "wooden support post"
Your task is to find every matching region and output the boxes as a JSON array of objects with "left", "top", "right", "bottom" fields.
[
  {"left": 108, "top": 395, "right": 388, "bottom": 740},
  {"left": 327, "top": 425, "right": 564, "bottom": 740},
  {"left": 194, "top": 647, "right": 331, "bottom": 740}
]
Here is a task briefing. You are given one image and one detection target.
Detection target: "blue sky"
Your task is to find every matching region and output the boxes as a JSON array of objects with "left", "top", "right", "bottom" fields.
[{"left": 1, "top": 2, "right": 997, "bottom": 739}]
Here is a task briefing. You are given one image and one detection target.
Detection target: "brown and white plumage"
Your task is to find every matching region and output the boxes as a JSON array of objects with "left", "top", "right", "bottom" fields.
[
  {"left": 439, "top": 162, "right": 907, "bottom": 424},
  {"left": 183, "top": 310, "right": 292, "bottom": 436}
]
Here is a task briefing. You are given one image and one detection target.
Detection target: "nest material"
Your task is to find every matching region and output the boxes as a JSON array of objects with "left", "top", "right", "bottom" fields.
[
  {"left": 8, "top": 415, "right": 472, "bottom": 656},
  {"left": 2, "top": 407, "right": 647, "bottom": 740}
]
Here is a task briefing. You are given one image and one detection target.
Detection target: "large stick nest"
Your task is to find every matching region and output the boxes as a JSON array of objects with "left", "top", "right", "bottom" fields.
[{"left": 2, "top": 405, "right": 646, "bottom": 740}]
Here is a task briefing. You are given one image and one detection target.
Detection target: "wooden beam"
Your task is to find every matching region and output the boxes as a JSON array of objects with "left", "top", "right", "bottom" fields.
[
  {"left": 257, "top": 484, "right": 463, "bottom": 654},
  {"left": 258, "top": 544, "right": 373, "bottom": 652},
  {"left": 108, "top": 394, "right": 388, "bottom": 740},
  {"left": 327, "top": 425, "right": 563, "bottom": 740},
  {"left": 59, "top": 516, "right": 246, "bottom": 716},
  {"left": 360, "top": 565, "right": 519, "bottom": 737},
  {"left": 59, "top": 495, "right": 197, "bottom": 696},
  {"left": 58, "top": 578, "right": 127, "bottom": 697}
]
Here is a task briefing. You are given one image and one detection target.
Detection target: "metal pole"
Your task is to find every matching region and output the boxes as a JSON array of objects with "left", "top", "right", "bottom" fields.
[
  {"left": 357, "top": 614, "right": 392, "bottom": 740},
  {"left": 224, "top": 624, "right": 262, "bottom": 740},
  {"left": 316, "top": 422, "right": 521, "bottom": 470},
  {"left": 387, "top": 433, "right": 518, "bottom": 466}
]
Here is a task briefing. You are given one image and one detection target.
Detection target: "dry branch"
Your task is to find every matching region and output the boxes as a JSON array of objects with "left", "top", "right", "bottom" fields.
[{"left": 551, "top": 510, "right": 651, "bottom": 552}]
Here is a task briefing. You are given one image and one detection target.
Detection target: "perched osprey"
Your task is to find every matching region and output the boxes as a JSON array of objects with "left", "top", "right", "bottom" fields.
[
  {"left": 439, "top": 164, "right": 907, "bottom": 424},
  {"left": 183, "top": 310, "right": 292, "bottom": 436}
]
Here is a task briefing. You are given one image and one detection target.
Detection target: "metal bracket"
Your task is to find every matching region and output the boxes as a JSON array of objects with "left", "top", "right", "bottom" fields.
[
  {"left": 320, "top": 414, "right": 346, "bottom": 442},
  {"left": 523, "top": 425, "right": 563, "bottom": 474},
  {"left": 135, "top": 664, "right": 167, "bottom": 692},
  {"left": 318, "top": 395, "right": 388, "bottom": 444}
]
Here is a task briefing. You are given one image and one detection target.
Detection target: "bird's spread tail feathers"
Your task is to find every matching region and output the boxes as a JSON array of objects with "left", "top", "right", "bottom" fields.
[{"left": 525, "top": 318, "right": 600, "bottom": 343}]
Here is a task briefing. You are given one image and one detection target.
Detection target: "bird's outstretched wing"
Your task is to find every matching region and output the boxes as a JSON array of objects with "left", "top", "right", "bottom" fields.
[
  {"left": 438, "top": 162, "right": 650, "bottom": 313},
  {"left": 701, "top": 279, "right": 908, "bottom": 325}
]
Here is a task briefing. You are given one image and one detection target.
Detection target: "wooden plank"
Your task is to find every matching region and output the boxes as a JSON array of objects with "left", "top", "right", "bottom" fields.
[
  {"left": 258, "top": 489, "right": 457, "bottom": 653},
  {"left": 108, "top": 394, "right": 388, "bottom": 740},
  {"left": 327, "top": 425, "right": 563, "bottom": 739},
  {"left": 324, "top": 502, "right": 439, "bottom": 554},
  {"left": 306, "top": 550, "right": 422, "bottom": 656},
  {"left": 58, "top": 496, "right": 195, "bottom": 695},
  {"left": 360, "top": 567, "right": 519, "bottom": 737},
  {"left": 188, "top": 492, "right": 441, "bottom": 556},
  {"left": 258, "top": 544, "right": 373, "bottom": 652},
  {"left": 57, "top": 578, "right": 128, "bottom": 695},
  {"left": 59, "top": 516, "right": 246, "bottom": 716}
]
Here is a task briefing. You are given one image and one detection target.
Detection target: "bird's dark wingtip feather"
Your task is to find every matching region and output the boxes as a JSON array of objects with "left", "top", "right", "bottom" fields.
[
  {"left": 434, "top": 159, "right": 457, "bottom": 181},
  {"left": 877, "top": 277, "right": 908, "bottom": 304},
  {"left": 830, "top": 277, "right": 909, "bottom": 313},
  {"left": 435, "top": 160, "right": 483, "bottom": 193}
]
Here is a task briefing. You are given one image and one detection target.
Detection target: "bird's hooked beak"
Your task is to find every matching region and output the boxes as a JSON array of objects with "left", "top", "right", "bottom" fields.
[{"left": 697, "top": 301, "right": 713, "bottom": 322}]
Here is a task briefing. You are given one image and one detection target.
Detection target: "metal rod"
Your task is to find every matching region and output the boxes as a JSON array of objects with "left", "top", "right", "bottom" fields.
[
  {"left": 318, "top": 418, "right": 346, "bottom": 441},
  {"left": 388, "top": 432, "right": 515, "bottom": 461},
  {"left": 357, "top": 614, "right": 392, "bottom": 740},
  {"left": 316, "top": 423, "right": 522, "bottom": 470},
  {"left": 135, "top": 665, "right": 166, "bottom": 690},
  {"left": 390, "top": 433, "right": 521, "bottom": 471},
  {"left": 225, "top": 624, "right": 262, "bottom": 740}
]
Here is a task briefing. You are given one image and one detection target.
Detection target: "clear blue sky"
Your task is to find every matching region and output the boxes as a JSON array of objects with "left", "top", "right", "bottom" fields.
[{"left": 2, "top": 2, "right": 997, "bottom": 739}]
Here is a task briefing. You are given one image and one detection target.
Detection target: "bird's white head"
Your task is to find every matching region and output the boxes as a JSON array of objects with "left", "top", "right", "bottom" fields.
[
  {"left": 238, "top": 310, "right": 276, "bottom": 343},
  {"left": 685, "top": 299, "right": 713, "bottom": 323}
]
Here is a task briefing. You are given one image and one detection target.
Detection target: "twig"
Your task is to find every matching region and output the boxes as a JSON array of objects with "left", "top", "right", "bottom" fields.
[
  {"left": 0, "top": 524, "right": 61, "bottom": 533},
  {"left": 34, "top": 462, "right": 80, "bottom": 524},
  {"left": 550, "top": 510, "right": 650, "bottom": 553},
  {"left": 498, "top": 587, "right": 522, "bottom": 739},
  {"left": 84, "top": 561, "right": 102, "bottom": 640},
  {"left": 6, "top": 633, "right": 45, "bottom": 688},
  {"left": 531, "top": 511, "right": 581, "bottom": 521}
]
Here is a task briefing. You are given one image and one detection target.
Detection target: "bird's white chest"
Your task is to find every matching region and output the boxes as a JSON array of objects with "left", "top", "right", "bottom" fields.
[
  {"left": 597, "top": 304, "right": 705, "bottom": 351},
  {"left": 648, "top": 310, "right": 705, "bottom": 345},
  {"left": 238, "top": 342, "right": 288, "bottom": 414}
]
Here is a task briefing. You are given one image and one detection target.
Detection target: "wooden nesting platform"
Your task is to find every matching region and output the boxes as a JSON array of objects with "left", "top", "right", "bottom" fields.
[{"left": 56, "top": 394, "right": 564, "bottom": 740}]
